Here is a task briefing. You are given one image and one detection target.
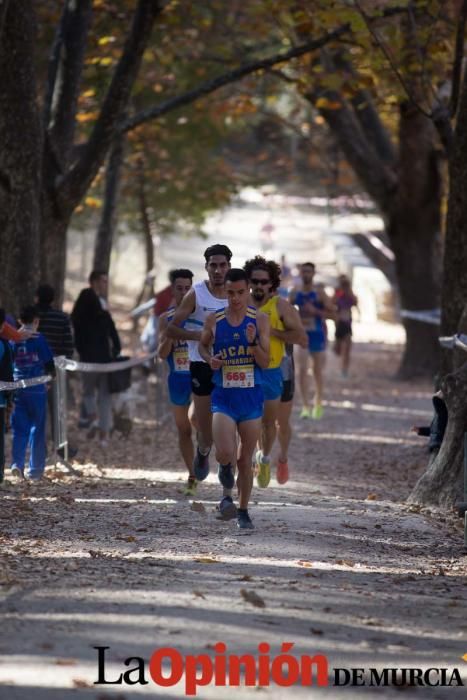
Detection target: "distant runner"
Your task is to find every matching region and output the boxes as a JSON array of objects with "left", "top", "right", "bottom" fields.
[
  {"left": 290, "top": 262, "right": 335, "bottom": 419},
  {"left": 199, "top": 269, "right": 270, "bottom": 529},
  {"left": 333, "top": 275, "right": 358, "bottom": 378},
  {"left": 158, "top": 269, "right": 196, "bottom": 494}
]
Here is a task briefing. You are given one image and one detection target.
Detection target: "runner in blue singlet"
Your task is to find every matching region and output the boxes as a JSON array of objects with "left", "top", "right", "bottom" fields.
[
  {"left": 158, "top": 269, "right": 196, "bottom": 494},
  {"left": 199, "top": 268, "right": 270, "bottom": 530},
  {"left": 290, "top": 262, "right": 335, "bottom": 420}
]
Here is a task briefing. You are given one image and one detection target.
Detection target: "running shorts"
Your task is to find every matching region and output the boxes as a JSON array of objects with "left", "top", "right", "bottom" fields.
[
  {"left": 190, "top": 361, "right": 215, "bottom": 397},
  {"left": 261, "top": 366, "right": 283, "bottom": 402},
  {"left": 307, "top": 330, "right": 326, "bottom": 353},
  {"left": 211, "top": 385, "right": 264, "bottom": 423},
  {"left": 168, "top": 372, "right": 191, "bottom": 406},
  {"left": 335, "top": 320, "right": 352, "bottom": 339}
]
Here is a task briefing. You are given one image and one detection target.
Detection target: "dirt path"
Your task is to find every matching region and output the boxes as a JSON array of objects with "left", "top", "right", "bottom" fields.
[{"left": 0, "top": 340, "right": 466, "bottom": 699}]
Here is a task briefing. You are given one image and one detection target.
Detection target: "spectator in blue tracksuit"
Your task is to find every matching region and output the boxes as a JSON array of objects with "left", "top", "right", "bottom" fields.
[{"left": 10, "top": 307, "right": 55, "bottom": 481}]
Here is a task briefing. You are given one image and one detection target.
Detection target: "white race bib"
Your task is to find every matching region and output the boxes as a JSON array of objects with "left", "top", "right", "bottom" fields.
[{"left": 222, "top": 364, "right": 254, "bottom": 388}]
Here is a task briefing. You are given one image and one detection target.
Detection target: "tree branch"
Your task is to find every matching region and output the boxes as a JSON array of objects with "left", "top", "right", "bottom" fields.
[
  {"left": 58, "top": 0, "right": 167, "bottom": 213},
  {"left": 43, "top": 0, "right": 93, "bottom": 158},
  {"left": 120, "top": 24, "right": 354, "bottom": 133},
  {"left": 354, "top": 0, "right": 432, "bottom": 119},
  {"left": 450, "top": 0, "right": 467, "bottom": 119}
]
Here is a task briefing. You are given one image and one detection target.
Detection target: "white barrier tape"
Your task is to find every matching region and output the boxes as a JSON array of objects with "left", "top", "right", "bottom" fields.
[
  {"left": 0, "top": 375, "right": 52, "bottom": 391},
  {"left": 401, "top": 309, "right": 441, "bottom": 325},
  {"left": 54, "top": 350, "right": 158, "bottom": 373},
  {"left": 439, "top": 334, "right": 467, "bottom": 352}
]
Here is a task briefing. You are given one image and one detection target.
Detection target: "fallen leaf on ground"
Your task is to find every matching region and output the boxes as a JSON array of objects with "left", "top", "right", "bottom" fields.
[
  {"left": 194, "top": 556, "right": 218, "bottom": 564},
  {"left": 336, "top": 559, "right": 355, "bottom": 567},
  {"left": 193, "top": 590, "right": 206, "bottom": 598},
  {"left": 297, "top": 560, "right": 313, "bottom": 568},
  {"left": 240, "top": 589, "right": 266, "bottom": 608},
  {"left": 55, "top": 659, "right": 76, "bottom": 666},
  {"left": 190, "top": 502, "right": 206, "bottom": 515},
  {"left": 366, "top": 493, "right": 378, "bottom": 500},
  {"left": 72, "top": 679, "right": 92, "bottom": 688},
  {"left": 310, "top": 628, "right": 323, "bottom": 635}
]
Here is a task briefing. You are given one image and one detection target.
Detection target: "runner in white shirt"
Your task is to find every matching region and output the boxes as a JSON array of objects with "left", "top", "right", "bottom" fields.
[{"left": 166, "top": 244, "right": 237, "bottom": 518}]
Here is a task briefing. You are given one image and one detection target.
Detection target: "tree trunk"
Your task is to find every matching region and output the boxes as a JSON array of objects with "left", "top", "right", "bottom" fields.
[
  {"left": 133, "top": 161, "right": 155, "bottom": 314},
  {"left": 0, "top": 2, "right": 42, "bottom": 313},
  {"left": 39, "top": 200, "right": 69, "bottom": 306},
  {"left": 93, "top": 135, "right": 125, "bottom": 273},
  {"left": 408, "top": 358, "right": 467, "bottom": 507},
  {"left": 387, "top": 102, "right": 442, "bottom": 379}
]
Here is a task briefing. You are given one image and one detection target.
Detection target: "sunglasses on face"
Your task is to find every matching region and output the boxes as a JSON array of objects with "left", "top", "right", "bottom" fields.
[{"left": 250, "top": 278, "right": 270, "bottom": 285}]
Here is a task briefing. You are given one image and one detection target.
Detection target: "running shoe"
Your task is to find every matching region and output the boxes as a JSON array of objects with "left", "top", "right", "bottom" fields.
[
  {"left": 237, "top": 510, "right": 254, "bottom": 530},
  {"left": 255, "top": 450, "right": 271, "bottom": 489},
  {"left": 218, "top": 463, "right": 235, "bottom": 489},
  {"left": 184, "top": 476, "right": 197, "bottom": 496},
  {"left": 300, "top": 407, "right": 312, "bottom": 419},
  {"left": 217, "top": 495, "right": 238, "bottom": 520},
  {"left": 10, "top": 465, "right": 24, "bottom": 479},
  {"left": 312, "top": 405, "right": 324, "bottom": 420},
  {"left": 276, "top": 459, "right": 289, "bottom": 485},
  {"left": 193, "top": 447, "right": 210, "bottom": 481}
]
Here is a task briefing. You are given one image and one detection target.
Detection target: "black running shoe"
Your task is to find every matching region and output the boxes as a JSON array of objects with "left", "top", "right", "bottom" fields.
[
  {"left": 193, "top": 447, "right": 210, "bottom": 481},
  {"left": 237, "top": 510, "right": 254, "bottom": 530},
  {"left": 218, "top": 463, "right": 235, "bottom": 489},
  {"left": 217, "top": 496, "right": 238, "bottom": 520}
]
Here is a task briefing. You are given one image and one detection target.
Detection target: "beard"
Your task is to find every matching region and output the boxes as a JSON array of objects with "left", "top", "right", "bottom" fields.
[{"left": 252, "top": 288, "right": 265, "bottom": 301}]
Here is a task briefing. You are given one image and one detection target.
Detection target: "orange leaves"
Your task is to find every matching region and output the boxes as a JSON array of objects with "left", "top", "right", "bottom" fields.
[{"left": 315, "top": 96, "right": 342, "bottom": 111}]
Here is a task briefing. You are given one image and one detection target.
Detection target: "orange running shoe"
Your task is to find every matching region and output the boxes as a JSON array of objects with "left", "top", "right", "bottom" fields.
[{"left": 276, "top": 459, "right": 289, "bottom": 485}]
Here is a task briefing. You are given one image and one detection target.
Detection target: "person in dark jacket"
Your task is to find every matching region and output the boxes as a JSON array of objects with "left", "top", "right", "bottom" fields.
[
  {"left": 71, "top": 271, "right": 121, "bottom": 446},
  {"left": 35, "top": 284, "right": 76, "bottom": 459}
]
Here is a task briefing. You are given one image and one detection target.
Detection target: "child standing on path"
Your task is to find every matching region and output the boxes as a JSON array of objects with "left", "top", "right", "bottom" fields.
[{"left": 10, "top": 307, "right": 55, "bottom": 481}]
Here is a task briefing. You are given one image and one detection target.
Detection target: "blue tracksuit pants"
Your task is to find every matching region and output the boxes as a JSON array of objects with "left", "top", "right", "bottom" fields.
[{"left": 11, "top": 391, "right": 47, "bottom": 477}]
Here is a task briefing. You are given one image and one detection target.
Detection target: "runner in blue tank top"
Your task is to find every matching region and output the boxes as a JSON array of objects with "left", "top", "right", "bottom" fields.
[
  {"left": 199, "top": 269, "right": 270, "bottom": 530},
  {"left": 158, "top": 269, "right": 196, "bottom": 495},
  {"left": 290, "top": 262, "right": 335, "bottom": 420}
]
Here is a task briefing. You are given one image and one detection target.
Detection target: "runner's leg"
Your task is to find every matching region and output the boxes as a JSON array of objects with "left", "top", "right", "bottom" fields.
[
  {"left": 172, "top": 405, "right": 194, "bottom": 475},
  {"left": 296, "top": 345, "right": 311, "bottom": 416},
  {"left": 277, "top": 399, "right": 293, "bottom": 463},
  {"left": 237, "top": 417, "right": 261, "bottom": 510}
]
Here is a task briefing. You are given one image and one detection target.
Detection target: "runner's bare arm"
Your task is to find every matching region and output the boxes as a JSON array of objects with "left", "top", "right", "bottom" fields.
[
  {"left": 317, "top": 289, "right": 337, "bottom": 319},
  {"left": 166, "top": 288, "right": 199, "bottom": 341},
  {"left": 289, "top": 288, "right": 297, "bottom": 305},
  {"left": 198, "top": 313, "right": 218, "bottom": 366},
  {"left": 272, "top": 298, "right": 308, "bottom": 346},
  {"left": 249, "top": 312, "right": 270, "bottom": 369},
  {"left": 157, "top": 312, "right": 173, "bottom": 360}
]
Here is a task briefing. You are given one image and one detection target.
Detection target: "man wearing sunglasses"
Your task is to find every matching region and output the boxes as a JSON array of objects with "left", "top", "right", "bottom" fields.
[{"left": 244, "top": 256, "right": 307, "bottom": 487}]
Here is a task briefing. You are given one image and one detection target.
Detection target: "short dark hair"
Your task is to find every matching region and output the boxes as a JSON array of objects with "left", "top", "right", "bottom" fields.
[
  {"left": 36, "top": 283, "right": 55, "bottom": 305},
  {"left": 0, "top": 308, "right": 5, "bottom": 327},
  {"left": 244, "top": 255, "right": 281, "bottom": 292},
  {"left": 89, "top": 269, "right": 107, "bottom": 285},
  {"left": 20, "top": 306, "right": 39, "bottom": 325},
  {"left": 169, "top": 268, "right": 194, "bottom": 284},
  {"left": 204, "top": 244, "right": 232, "bottom": 263},
  {"left": 302, "top": 262, "right": 315, "bottom": 270},
  {"left": 225, "top": 268, "right": 248, "bottom": 284}
]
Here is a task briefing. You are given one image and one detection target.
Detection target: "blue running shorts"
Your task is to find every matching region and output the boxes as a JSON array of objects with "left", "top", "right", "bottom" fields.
[
  {"left": 261, "top": 367, "right": 283, "bottom": 402},
  {"left": 168, "top": 372, "right": 192, "bottom": 406},
  {"left": 211, "top": 385, "right": 263, "bottom": 424},
  {"left": 307, "top": 330, "right": 326, "bottom": 353}
]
